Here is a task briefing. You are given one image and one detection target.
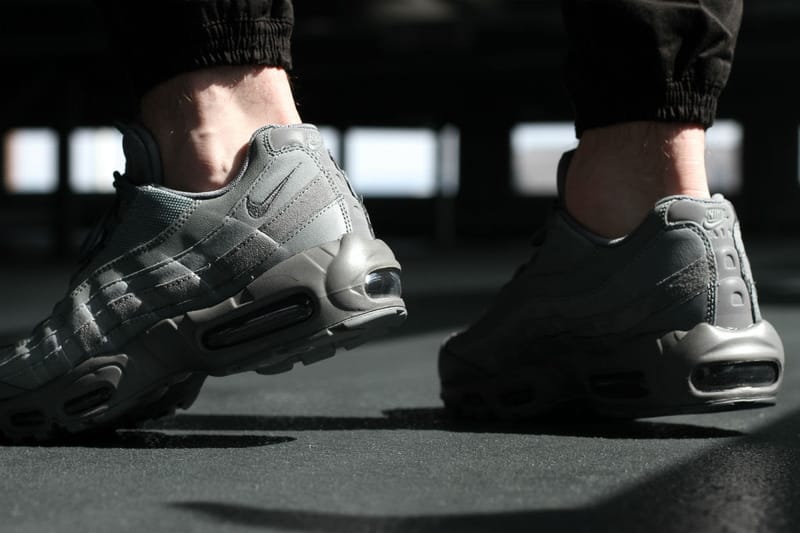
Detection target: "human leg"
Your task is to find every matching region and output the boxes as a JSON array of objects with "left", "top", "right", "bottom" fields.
[
  {"left": 562, "top": 0, "right": 740, "bottom": 237},
  {"left": 565, "top": 122, "right": 709, "bottom": 237},
  {"left": 439, "top": 0, "right": 784, "bottom": 418}
]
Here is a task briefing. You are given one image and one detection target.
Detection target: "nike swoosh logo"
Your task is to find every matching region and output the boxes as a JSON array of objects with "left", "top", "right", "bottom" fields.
[
  {"left": 702, "top": 217, "right": 728, "bottom": 230},
  {"left": 246, "top": 164, "right": 300, "bottom": 219}
]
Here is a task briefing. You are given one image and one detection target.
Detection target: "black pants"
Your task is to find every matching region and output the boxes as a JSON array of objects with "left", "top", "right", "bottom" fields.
[{"left": 102, "top": 0, "right": 741, "bottom": 136}]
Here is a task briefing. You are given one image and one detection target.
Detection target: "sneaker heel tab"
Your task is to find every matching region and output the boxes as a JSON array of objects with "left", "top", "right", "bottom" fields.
[
  {"left": 664, "top": 197, "right": 738, "bottom": 228},
  {"left": 264, "top": 125, "right": 324, "bottom": 154},
  {"left": 665, "top": 198, "right": 706, "bottom": 225},
  {"left": 118, "top": 123, "right": 163, "bottom": 185}
]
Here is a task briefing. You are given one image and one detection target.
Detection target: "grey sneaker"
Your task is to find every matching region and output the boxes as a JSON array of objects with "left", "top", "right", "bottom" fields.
[
  {"left": 0, "top": 124, "right": 406, "bottom": 440},
  {"left": 439, "top": 152, "right": 783, "bottom": 419}
]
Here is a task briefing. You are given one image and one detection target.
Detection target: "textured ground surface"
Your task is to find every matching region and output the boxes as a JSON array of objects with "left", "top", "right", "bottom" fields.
[{"left": 2, "top": 240, "right": 800, "bottom": 533}]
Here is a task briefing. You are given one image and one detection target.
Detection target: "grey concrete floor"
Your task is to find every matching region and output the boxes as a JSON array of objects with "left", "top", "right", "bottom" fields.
[{"left": 2, "top": 241, "right": 800, "bottom": 533}]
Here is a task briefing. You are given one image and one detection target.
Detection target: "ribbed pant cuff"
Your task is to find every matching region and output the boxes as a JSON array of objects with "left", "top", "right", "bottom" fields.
[
  {"left": 130, "top": 16, "right": 293, "bottom": 99},
  {"left": 185, "top": 17, "right": 293, "bottom": 71},
  {"left": 573, "top": 79, "right": 723, "bottom": 137}
]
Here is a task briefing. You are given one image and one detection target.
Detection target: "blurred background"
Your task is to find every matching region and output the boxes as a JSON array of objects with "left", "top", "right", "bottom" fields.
[{"left": 1, "top": 0, "right": 800, "bottom": 258}]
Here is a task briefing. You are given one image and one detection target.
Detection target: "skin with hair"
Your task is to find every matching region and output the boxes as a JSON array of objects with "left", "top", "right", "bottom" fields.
[
  {"left": 140, "top": 66, "right": 301, "bottom": 192},
  {"left": 565, "top": 122, "right": 710, "bottom": 238}
]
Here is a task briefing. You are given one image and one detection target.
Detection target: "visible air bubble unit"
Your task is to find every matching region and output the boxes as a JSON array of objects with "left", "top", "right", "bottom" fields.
[
  {"left": 203, "top": 293, "right": 315, "bottom": 350},
  {"left": 365, "top": 269, "right": 402, "bottom": 298},
  {"left": 691, "top": 361, "right": 779, "bottom": 392}
]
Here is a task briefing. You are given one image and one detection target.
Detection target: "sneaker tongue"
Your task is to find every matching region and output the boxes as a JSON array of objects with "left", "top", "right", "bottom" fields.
[{"left": 118, "top": 124, "right": 164, "bottom": 185}]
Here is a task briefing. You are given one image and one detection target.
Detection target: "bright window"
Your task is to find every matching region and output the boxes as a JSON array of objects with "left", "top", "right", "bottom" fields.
[
  {"left": 511, "top": 123, "right": 576, "bottom": 195},
  {"left": 3, "top": 129, "right": 58, "bottom": 193},
  {"left": 706, "top": 120, "right": 742, "bottom": 194},
  {"left": 344, "top": 128, "right": 438, "bottom": 197},
  {"left": 69, "top": 128, "right": 125, "bottom": 193}
]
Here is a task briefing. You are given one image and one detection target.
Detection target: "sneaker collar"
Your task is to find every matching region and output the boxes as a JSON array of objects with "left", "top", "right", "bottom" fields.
[{"left": 117, "top": 123, "right": 164, "bottom": 185}]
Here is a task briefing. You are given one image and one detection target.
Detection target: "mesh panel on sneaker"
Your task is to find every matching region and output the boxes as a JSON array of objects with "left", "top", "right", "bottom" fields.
[{"left": 109, "top": 187, "right": 196, "bottom": 254}]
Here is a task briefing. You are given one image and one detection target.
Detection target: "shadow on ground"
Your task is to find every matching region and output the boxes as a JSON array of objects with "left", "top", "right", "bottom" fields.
[
  {"left": 169, "top": 408, "right": 800, "bottom": 532},
  {"left": 149, "top": 407, "right": 743, "bottom": 440},
  {"left": 2, "top": 407, "right": 740, "bottom": 449},
  {"left": 1, "top": 430, "right": 295, "bottom": 449}
]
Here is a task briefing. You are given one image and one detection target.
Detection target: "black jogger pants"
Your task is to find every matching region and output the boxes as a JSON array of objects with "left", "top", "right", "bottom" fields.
[{"left": 101, "top": 0, "right": 741, "bottom": 135}]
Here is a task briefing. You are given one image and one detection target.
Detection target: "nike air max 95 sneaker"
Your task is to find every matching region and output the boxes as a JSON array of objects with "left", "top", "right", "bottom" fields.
[
  {"left": 0, "top": 124, "right": 406, "bottom": 441},
  {"left": 440, "top": 152, "right": 784, "bottom": 419}
]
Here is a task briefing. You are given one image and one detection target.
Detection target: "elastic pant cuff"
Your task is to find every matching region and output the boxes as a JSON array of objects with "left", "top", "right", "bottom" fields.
[
  {"left": 131, "top": 16, "right": 293, "bottom": 99},
  {"left": 574, "top": 79, "right": 723, "bottom": 137}
]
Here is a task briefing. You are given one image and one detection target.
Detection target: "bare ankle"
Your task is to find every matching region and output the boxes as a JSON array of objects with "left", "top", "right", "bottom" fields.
[
  {"left": 565, "top": 122, "right": 710, "bottom": 238},
  {"left": 140, "top": 66, "right": 301, "bottom": 192}
]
